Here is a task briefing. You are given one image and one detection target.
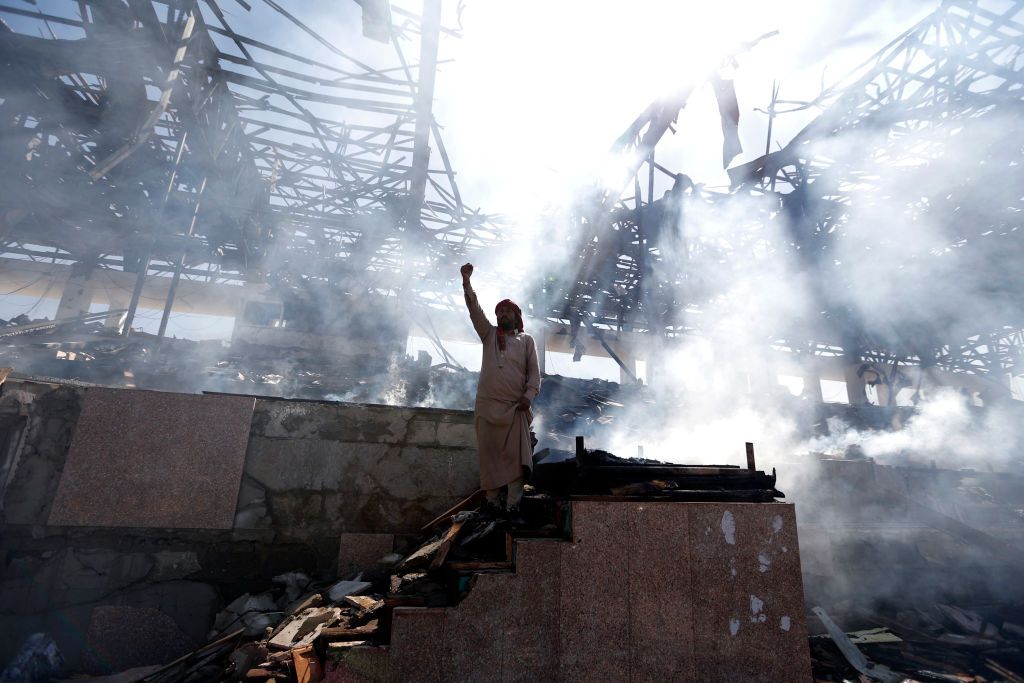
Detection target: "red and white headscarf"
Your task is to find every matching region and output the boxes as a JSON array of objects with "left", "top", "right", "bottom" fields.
[{"left": 495, "top": 299, "right": 523, "bottom": 351}]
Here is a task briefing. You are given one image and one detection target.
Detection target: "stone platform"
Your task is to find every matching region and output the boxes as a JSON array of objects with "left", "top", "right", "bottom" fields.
[{"left": 329, "top": 500, "right": 812, "bottom": 682}]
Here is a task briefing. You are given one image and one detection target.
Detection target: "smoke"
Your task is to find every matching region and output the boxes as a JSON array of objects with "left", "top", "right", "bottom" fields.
[
  {"left": 804, "top": 388, "right": 1024, "bottom": 470},
  {"left": 3, "top": 0, "right": 1022, "bottom": 621}
]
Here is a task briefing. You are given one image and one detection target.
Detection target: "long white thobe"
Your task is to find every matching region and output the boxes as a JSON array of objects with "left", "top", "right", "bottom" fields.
[{"left": 464, "top": 284, "right": 541, "bottom": 490}]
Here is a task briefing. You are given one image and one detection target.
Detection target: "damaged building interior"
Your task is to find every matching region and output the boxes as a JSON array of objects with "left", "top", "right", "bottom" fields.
[{"left": 1, "top": 0, "right": 1024, "bottom": 680}]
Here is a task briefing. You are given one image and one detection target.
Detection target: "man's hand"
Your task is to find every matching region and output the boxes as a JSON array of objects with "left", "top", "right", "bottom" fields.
[
  {"left": 461, "top": 262, "right": 474, "bottom": 283},
  {"left": 516, "top": 395, "right": 531, "bottom": 411}
]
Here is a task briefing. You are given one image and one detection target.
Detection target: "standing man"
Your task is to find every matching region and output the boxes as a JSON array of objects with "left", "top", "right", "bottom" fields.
[{"left": 460, "top": 263, "right": 541, "bottom": 518}]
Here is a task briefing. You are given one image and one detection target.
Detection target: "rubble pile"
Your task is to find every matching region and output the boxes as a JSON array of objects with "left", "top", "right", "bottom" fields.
[
  {"left": 58, "top": 491, "right": 564, "bottom": 683},
  {"left": 533, "top": 442, "right": 785, "bottom": 501},
  {"left": 3, "top": 446, "right": 787, "bottom": 681},
  {"left": 809, "top": 601, "right": 1024, "bottom": 681}
]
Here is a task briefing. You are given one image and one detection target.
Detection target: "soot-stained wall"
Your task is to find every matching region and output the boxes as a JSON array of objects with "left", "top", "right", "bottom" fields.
[{"left": 0, "top": 378, "right": 479, "bottom": 670}]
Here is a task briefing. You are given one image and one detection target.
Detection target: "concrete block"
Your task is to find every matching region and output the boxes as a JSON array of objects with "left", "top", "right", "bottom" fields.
[
  {"left": 2, "top": 386, "right": 83, "bottom": 526},
  {"left": 449, "top": 450, "right": 480, "bottom": 494},
  {"left": 405, "top": 417, "right": 438, "bottom": 444},
  {"left": 337, "top": 533, "right": 395, "bottom": 576},
  {"left": 244, "top": 439, "right": 396, "bottom": 492},
  {"left": 435, "top": 420, "right": 475, "bottom": 448},
  {"left": 255, "top": 401, "right": 415, "bottom": 443},
  {"left": 150, "top": 551, "right": 202, "bottom": 582},
  {"left": 84, "top": 605, "right": 196, "bottom": 674},
  {"left": 386, "top": 447, "right": 453, "bottom": 499},
  {"left": 320, "top": 493, "right": 458, "bottom": 534}
]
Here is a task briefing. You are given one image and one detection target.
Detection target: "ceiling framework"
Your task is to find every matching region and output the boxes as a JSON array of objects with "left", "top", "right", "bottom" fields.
[
  {"left": 543, "top": 0, "right": 1024, "bottom": 384},
  {"left": 0, "top": 0, "right": 501, "bottom": 329}
]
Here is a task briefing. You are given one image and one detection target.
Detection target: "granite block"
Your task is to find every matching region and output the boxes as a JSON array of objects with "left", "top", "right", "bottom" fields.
[
  {"left": 445, "top": 573, "right": 512, "bottom": 682},
  {"left": 337, "top": 533, "right": 395, "bottom": 576},
  {"left": 381, "top": 501, "right": 811, "bottom": 682},
  {"left": 629, "top": 503, "right": 696, "bottom": 681},
  {"left": 389, "top": 608, "right": 446, "bottom": 683},
  {"left": 325, "top": 646, "right": 389, "bottom": 683},
  {"left": 689, "top": 504, "right": 811, "bottom": 681},
  {"left": 506, "top": 540, "right": 561, "bottom": 682},
  {"left": 84, "top": 605, "right": 196, "bottom": 673},
  {"left": 48, "top": 389, "right": 253, "bottom": 529},
  {"left": 559, "top": 502, "right": 631, "bottom": 682}
]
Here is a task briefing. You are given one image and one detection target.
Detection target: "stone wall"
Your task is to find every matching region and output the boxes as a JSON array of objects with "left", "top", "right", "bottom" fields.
[
  {"left": 0, "top": 378, "right": 479, "bottom": 669},
  {"left": 240, "top": 398, "right": 478, "bottom": 537}
]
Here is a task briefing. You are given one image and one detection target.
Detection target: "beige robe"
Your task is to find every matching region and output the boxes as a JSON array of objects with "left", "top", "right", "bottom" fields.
[{"left": 464, "top": 284, "right": 541, "bottom": 490}]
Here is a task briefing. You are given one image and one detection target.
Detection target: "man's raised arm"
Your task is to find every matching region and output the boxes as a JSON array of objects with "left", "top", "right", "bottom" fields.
[{"left": 461, "top": 263, "right": 491, "bottom": 341}]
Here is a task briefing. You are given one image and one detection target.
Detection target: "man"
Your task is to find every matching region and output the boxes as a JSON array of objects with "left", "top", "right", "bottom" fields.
[{"left": 460, "top": 263, "right": 541, "bottom": 519}]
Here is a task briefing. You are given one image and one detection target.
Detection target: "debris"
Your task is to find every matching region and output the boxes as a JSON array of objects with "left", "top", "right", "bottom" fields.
[
  {"left": 318, "top": 620, "right": 380, "bottom": 641},
  {"left": 327, "top": 580, "right": 371, "bottom": 603},
  {"left": 268, "top": 607, "right": 343, "bottom": 650},
  {"left": 420, "top": 489, "right": 486, "bottom": 532},
  {"left": 0, "top": 634, "right": 63, "bottom": 683},
  {"left": 211, "top": 592, "right": 280, "bottom": 638},
  {"left": 291, "top": 645, "right": 323, "bottom": 683},
  {"left": 324, "top": 641, "right": 368, "bottom": 652},
  {"left": 812, "top": 606, "right": 906, "bottom": 682},
  {"left": 268, "top": 594, "right": 323, "bottom": 641},
  {"left": 227, "top": 643, "right": 268, "bottom": 681},
  {"left": 137, "top": 629, "right": 244, "bottom": 683},
  {"left": 396, "top": 517, "right": 467, "bottom": 572},
  {"left": 342, "top": 595, "right": 383, "bottom": 615},
  {"left": 847, "top": 627, "right": 903, "bottom": 645},
  {"left": 985, "top": 657, "right": 1024, "bottom": 683},
  {"left": 273, "top": 572, "right": 314, "bottom": 604}
]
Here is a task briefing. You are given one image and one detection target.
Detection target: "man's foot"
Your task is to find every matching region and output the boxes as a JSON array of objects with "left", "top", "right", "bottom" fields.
[{"left": 505, "top": 506, "right": 527, "bottom": 527}]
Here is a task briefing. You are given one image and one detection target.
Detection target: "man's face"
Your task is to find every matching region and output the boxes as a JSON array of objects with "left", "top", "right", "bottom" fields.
[{"left": 496, "top": 305, "right": 516, "bottom": 331}]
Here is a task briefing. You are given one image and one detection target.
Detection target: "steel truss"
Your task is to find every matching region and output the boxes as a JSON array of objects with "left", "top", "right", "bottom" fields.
[
  {"left": 0, "top": 0, "right": 501, "bottom": 330},
  {"left": 544, "top": 0, "right": 1024, "bottom": 385}
]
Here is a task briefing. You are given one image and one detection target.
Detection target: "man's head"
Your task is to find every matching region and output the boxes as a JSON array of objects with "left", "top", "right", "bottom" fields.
[{"left": 495, "top": 299, "right": 523, "bottom": 333}]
